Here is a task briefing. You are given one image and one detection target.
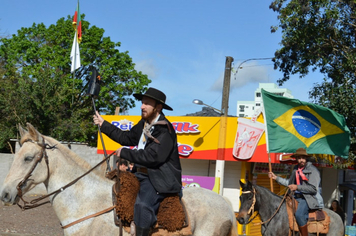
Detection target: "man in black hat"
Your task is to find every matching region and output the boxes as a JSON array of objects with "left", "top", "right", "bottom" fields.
[
  {"left": 93, "top": 87, "right": 182, "bottom": 236},
  {"left": 268, "top": 147, "right": 324, "bottom": 236}
]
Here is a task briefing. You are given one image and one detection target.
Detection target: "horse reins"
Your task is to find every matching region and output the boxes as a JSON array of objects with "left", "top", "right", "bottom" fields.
[
  {"left": 254, "top": 189, "right": 289, "bottom": 226},
  {"left": 16, "top": 137, "right": 117, "bottom": 229},
  {"left": 61, "top": 205, "right": 116, "bottom": 229},
  {"left": 242, "top": 186, "right": 289, "bottom": 226}
]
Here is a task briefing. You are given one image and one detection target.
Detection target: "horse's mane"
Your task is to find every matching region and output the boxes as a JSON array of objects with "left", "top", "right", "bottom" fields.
[
  {"left": 254, "top": 184, "right": 284, "bottom": 200},
  {"left": 46, "top": 136, "right": 110, "bottom": 179},
  {"left": 46, "top": 136, "right": 91, "bottom": 166}
]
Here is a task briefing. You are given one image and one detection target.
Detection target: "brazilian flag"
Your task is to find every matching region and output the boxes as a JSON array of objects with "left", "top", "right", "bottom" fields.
[{"left": 262, "top": 89, "right": 350, "bottom": 158}]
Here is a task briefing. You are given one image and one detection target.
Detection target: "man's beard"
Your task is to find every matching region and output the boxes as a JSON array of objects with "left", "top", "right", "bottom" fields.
[
  {"left": 141, "top": 109, "right": 157, "bottom": 121},
  {"left": 298, "top": 162, "right": 306, "bottom": 167}
]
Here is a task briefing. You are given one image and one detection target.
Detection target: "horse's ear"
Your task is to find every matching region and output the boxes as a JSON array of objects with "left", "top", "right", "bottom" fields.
[
  {"left": 239, "top": 180, "right": 247, "bottom": 189},
  {"left": 240, "top": 180, "right": 254, "bottom": 190},
  {"left": 26, "top": 123, "right": 43, "bottom": 143},
  {"left": 18, "top": 123, "right": 27, "bottom": 138}
]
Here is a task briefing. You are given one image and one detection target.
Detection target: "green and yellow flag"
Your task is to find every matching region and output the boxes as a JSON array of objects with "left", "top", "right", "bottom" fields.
[{"left": 262, "top": 89, "right": 350, "bottom": 158}]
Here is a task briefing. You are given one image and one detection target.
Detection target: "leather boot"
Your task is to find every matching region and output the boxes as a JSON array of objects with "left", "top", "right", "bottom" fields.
[
  {"left": 136, "top": 226, "right": 150, "bottom": 236},
  {"left": 298, "top": 224, "right": 308, "bottom": 236}
]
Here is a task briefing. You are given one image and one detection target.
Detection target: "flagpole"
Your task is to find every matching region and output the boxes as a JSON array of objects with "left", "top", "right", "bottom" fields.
[
  {"left": 72, "top": 72, "right": 74, "bottom": 106},
  {"left": 261, "top": 89, "right": 274, "bottom": 192},
  {"left": 268, "top": 153, "right": 274, "bottom": 192}
]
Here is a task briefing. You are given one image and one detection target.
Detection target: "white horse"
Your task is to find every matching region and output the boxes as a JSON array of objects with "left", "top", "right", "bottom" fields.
[{"left": 0, "top": 123, "right": 238, "bottom": 236}]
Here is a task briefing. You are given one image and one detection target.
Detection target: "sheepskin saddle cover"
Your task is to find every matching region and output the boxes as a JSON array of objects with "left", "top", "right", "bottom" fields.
[{"left": 111, "top": 171, "right": 188, "bottom": 232}]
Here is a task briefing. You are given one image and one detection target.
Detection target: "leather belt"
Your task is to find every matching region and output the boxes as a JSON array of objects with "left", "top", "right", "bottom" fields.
[
  {"left": 136, "top": 167, "right": 148, "bottom": 174},
  {"left": 294, "top": 193, "right": 304, "bottom": 199}
]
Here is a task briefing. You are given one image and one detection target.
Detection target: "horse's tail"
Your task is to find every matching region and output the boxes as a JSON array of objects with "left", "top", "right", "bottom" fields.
[{"left": 223, "top": 196, "right": 238, "bottom": 236}]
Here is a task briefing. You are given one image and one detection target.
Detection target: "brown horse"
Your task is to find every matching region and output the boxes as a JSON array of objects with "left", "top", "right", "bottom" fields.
[{"left": 1, "top": 123, "right": 238, "bottom": 236}]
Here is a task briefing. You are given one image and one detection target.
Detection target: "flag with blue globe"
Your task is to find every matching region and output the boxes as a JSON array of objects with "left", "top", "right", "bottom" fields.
[{"left": 262, "top": 89, "right": 350, "bottom": 158}]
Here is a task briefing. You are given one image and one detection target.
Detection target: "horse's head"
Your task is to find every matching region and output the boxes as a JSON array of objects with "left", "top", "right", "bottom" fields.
[
  {"left": 1, "top": 123, "right": 50, "bottom": 205},
  {"left": 237, "top": 180, "right": 257, "bottom": 225}
]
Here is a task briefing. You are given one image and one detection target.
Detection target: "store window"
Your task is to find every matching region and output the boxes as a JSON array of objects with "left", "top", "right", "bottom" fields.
[{"left": 239, "top": 105, "right": 245, "bottom": 112}]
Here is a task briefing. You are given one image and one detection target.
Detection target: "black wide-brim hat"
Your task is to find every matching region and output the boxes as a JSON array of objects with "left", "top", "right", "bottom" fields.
[{"left": 133, "top": 87, "right": 173, "bottom": 111}]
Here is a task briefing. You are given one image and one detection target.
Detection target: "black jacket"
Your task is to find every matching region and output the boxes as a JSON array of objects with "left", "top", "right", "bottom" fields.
[{"left": 100, "top": 113, "right": 182, "bottom": 194}]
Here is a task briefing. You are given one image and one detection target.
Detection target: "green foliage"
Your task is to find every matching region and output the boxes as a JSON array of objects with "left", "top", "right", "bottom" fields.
[
  {"left": 0, "top": 15, "right": 151, "bottom": 149},
  {"left": 270, "top": 0, "right": 356, "bottom": 166}
]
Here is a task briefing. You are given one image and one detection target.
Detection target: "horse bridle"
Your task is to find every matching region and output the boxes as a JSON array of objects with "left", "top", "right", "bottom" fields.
[
  {"left": 241, "top": 186, "right": 259, "bottom": 224},
  {"left": 14, "top": 136, "right": 121, "bottom": 231},
  {"left": 241, "top": 185, "right": 289, "bottom": 226},
  {"left": 16, "top": 137, "right": 55, "bottom": 209},
  {"left": 15, "top": 137, "right": 115, "bottom": 211}
]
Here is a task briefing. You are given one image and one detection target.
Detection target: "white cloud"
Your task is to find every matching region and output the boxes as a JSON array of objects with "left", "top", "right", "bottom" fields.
[
  {"left": 135, "top": 58, "right": 159, "bottom": 79},
  {"left": 211, "top": 61, "right": 272, "bottom": 92}
]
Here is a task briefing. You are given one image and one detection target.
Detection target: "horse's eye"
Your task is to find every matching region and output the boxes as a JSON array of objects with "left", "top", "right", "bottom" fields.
[
  {"left": 240, "top": 195, "right": 248, "bottom": 201},
  {"left": 24, "top": 156, "right": 34, "bottom": 162}
]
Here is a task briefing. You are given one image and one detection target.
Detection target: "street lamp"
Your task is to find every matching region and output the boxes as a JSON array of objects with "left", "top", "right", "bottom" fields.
[
  {"left": 192, "top": 99, "right": 223, "bottom": 115},
  {"left": 233, "top": 57, "right": 274, "bottom": 80}
]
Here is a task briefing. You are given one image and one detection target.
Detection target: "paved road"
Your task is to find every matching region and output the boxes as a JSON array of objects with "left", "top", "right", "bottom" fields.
[
  {"left": 0, "top": 234, "right": 47, "bottom": 236},
  {"left": 0, "top": 196, "right": 62, "bottom": 236}
]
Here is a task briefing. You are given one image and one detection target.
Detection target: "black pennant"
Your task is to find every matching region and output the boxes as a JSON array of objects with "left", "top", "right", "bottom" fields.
[{"left": 87, "top": 67, "right": 101, "bottom": 98}]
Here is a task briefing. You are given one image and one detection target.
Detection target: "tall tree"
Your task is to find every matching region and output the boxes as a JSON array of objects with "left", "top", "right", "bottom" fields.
[
  {"left": 270, "top": 0, "right": 356, "bottom": 166},
  {"left": 0, "top": 16, "right": 151, "bottom": 149}
]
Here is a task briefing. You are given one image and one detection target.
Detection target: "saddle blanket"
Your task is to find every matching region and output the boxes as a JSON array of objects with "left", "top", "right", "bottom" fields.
[{"left": 286, "top": 195, "right": 330, "bottom": 234}]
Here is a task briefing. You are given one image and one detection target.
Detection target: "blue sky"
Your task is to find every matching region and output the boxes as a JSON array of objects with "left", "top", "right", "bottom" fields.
[{"left": 1, "top": 0, "right": 324, "bottom": 116}]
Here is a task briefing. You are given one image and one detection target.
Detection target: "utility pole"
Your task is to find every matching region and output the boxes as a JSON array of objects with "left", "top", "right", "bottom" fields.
[
  {"left": 221, "top": 56, "right": 234, "bottom": 116},
  {"left": 215, "top": 56, "right": 234, "bottom": 195}
]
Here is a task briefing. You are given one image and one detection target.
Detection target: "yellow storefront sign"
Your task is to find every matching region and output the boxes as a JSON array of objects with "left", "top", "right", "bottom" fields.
[
  {"left": 97, "top": 115, "right": 238, "bottom": 160},
  {"left": 96, "top": 115, "right": 280, "bottom": 163}
]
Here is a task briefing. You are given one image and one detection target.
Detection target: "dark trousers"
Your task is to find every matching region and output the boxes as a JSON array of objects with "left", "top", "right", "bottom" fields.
[
  {"left": 295, "top": 197, "right": 309, "bottom": 226},
  {"left": 134, "top": 173, "right": 165, "bottom": 228}
]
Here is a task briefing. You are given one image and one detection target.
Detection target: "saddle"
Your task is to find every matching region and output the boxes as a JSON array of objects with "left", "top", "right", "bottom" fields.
[
  {"left": 107, "top": 170, "right": 191, "bottom": 235},
  {"left": 286, "top": 195, "right": 330, "bottom": 235}
]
